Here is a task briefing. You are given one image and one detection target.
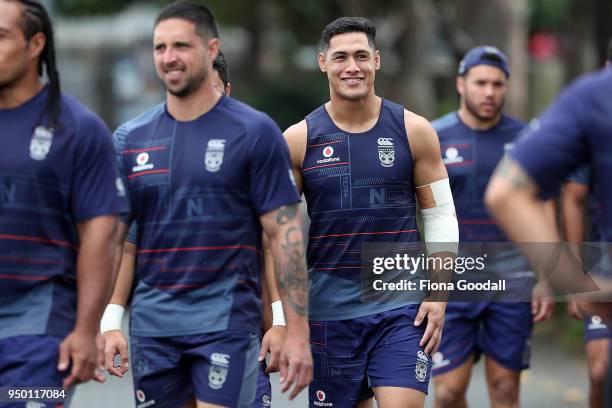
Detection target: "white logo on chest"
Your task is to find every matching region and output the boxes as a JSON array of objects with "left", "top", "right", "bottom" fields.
[
  {"left": 377, "top": 137, "right": 395, "bottom": 167},
  {"left": 132, "top": 152, "right": 154, "bottom": 173},
  {"left": 205, "top": 139, "right": 226, "bottom": 172},
  {"left": 29, "top": 126, "right": 54, "bottom": 161}
]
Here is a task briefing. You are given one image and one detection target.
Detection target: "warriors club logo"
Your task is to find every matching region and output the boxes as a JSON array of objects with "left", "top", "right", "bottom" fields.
[{"left": 377, "top": 137, "right": 395, "bottom": 167}]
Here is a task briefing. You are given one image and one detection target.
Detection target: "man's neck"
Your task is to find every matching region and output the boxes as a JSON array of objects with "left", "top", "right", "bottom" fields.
[
  {"left": 166, "top": 81, "right": 222, "bottom": 122},
  {"left": 0, "top": 76, "right": 44, "bottom": 110},
  {"left": 457, "top": 107, "right": 502, "bottom": 131},
  {"left": 327, "top": 92, "right": 381, "bottom": 133}
]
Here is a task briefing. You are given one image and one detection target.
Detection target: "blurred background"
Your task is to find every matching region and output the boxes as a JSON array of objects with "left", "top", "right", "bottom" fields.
[{"left": 38, "top": 0, "right": 612, "bottom": 406}]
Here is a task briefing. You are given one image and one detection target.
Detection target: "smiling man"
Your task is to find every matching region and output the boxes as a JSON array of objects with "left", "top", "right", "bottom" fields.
[
  {"left": 103, "top": 1, "right": 312, "bottom": 407},
  {"left": 280, "top": 17, "right": 458, "bottom": 408}
]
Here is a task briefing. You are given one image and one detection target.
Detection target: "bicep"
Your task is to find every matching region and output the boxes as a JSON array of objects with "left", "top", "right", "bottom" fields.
[
  {"left": 407, "top": 114, "right": 449, "bottom": 187},
  {"left": 283, "top": 121, "right": 307, "bottom": 195}
]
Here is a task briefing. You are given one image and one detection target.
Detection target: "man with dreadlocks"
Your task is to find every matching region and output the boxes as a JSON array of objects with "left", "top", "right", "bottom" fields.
[{"left": 0, "top": 0, "right": 126, "bottom": 398}]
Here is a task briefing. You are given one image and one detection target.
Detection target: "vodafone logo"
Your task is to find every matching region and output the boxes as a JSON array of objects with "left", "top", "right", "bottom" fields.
[
  {"left": 136, "top": 389, "right": 146, "bottom": 402},
  {"left": 136, "top": 152, "right": 149, "bottom": 165},
  {"left": 317, "top": 390, "right": 325, "bottom": 401},
  {"left": 314, "top": 389, "right": 333, "bottom": 406},
  {"left": 132, "top": 151, "right": 155, "bottom": 173},
  {"left": 316, "top": 146, "right": 340, "bottom": 165}
]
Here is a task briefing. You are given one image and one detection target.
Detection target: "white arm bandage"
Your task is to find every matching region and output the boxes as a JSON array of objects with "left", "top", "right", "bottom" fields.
[
  {"left": 416, "top": 178, "right": 459, "bottom": 255},
  {"left": 100, "top": 304, "right": 125, "bottom": 334},
  {"left": 271, "top": 300, "right": 286, "bottom": 326}
]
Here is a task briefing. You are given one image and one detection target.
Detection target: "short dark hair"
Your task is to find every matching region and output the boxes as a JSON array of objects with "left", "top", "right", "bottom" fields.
[
  {"left": 607, "top": 37, "right": 612, "bottom": 64},
  {"left": 11, "top": 0, "right": 61, "bottom": 128},
  {"left": 212, "top": 50, "right": 229, "bottom": 86},
  {"left": 155, "top": 0, "right": 218, "bottom": 39},
  {"left": 320, "top": 17, "right": 377, "bottom": 52}
]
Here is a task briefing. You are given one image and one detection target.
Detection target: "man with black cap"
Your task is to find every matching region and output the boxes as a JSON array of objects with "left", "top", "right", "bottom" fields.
[{"left": 430, "top": 46, "right": 554, "bottom": 408}]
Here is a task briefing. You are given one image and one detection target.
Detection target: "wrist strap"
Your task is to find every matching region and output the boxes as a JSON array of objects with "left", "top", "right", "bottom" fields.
[
  {"left": 271, "top": 300, "right": 286, "bottom": 326},
  {"left": 100, "top": 304, "right": 125, "bottom": 334}
]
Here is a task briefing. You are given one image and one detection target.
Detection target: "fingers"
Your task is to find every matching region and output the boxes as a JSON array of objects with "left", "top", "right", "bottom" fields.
[
  {"left": 280, "top": 355, "right": 296, "bottom": 394},
  {"left": 63, "top": 349, "right": 92, "bottom": 388},
  {"left": 414, "top": 304, "right": 428, "bottom": 327},
  {"left": 94, "top": 335, "right": 106, "bottom": 383},
  {"left": 531, "top": 300, "right": 539, "bottom": 317},
  {"left": 289, "top": 356, "right": 313, "bottom": 400},
  {"left": 259, "top": 335, "right": 270, "bottom": 362},
  {"left": 117, "top": 341, "right": 130, "bottom": 374},
  {"left": 57, "top": 340, "right": 70, "bottom": 372},
  {"left": 533, "top": 300, "right": 554, "bottom": 322},
  {"left": 265, "top": 347, "right": 280, "bottom": 374},
  {"left": 104, "top": 344, "right": 122, "bottom": 377}
]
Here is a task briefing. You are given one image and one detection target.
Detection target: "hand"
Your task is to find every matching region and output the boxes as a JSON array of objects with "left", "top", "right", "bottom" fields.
[
  {"left": 532, "top": 281, "right": 554, "bottom": 322},
  {"left": 414, "top": 301, "right": 446, "bottom": 354},
  {"left": 103, "top": 330, "right": 130, "bottom": 377},
  {"left": 94, "top": 334, "right": 106, "bottom": 383},
  {"left": 57, "top": 330, "right": 99, "bottom": 387},
  {"left": 279, "top": 331, "right": 313, "bottom": 400},
  {"left": 259, "top": 325, "right": 286, "bottom": 373},
  {"left": 567, "top": 300, "right": 583, "bottom": 320}
]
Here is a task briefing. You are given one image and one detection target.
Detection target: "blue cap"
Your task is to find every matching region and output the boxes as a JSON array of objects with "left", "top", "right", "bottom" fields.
[{"left": 458, "top": 46, "right": 510, "bottom": 77}]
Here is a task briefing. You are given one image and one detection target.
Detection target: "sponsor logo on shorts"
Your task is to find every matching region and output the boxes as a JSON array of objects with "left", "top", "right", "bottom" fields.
[
  {"left": 262, "top": 394, "right": 271, "bottom": 407},
  {"left": 522, "top": 338, "right": 531, "bottom": 367},
  {"left": 29, "top": 126, "right": 54, "bottom": 161},
  {"left": 135, "top": 389, "right": 156, "bottom": 408},
  {"left": 209, "top": 352, "right": 230, "bottom": 390},
  {"left": 205, "top": 139, "right": 226, "bottom": 172},
  {"left": 588, "top": 315, "right": 608, "bottom": 330},
  {"left": 432, "top": 351, "right": 450, "bottom": 370},
  {"left": 377, "top": 137, "right": 395, "bottom": 167},
  {"left": 415, "top": 350, "right": 429, "bottom": 382},
  {"left": 132, "top": 152, "right": 154, "bottom": 173},
  {"left": 314, "top": 389, "right": 333, "bottom": 407}
]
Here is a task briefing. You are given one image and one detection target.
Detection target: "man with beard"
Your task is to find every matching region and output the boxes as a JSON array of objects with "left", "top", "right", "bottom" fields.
[
  {"left": 431, "top": 46, "right": 553, "bottom": 408},
  {"left": 0, "top": 0, "right": 125, "bottom": 399},
  {"left": 103, "top": 50, "right": 279, "bottom": 408},
  {"left": 105, "top": 1, "right": 312, "bottom": 407},
  {"left": 280, "top": 17, "right": 458, "bottom": 408}
]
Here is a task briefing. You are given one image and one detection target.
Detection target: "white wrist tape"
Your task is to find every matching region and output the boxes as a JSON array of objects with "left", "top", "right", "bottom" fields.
[
  {"left": 271, "top": 300, "right": 286, "bottom": 326},
  {"left": 100, "top": 304, "right": 125, "bottom": 334},
  {"left": 416, "top": 178, "right": 459, "bottom": 255}
]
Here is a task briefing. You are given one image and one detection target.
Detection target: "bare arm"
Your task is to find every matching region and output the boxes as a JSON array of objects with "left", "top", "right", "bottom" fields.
[
  {"left": 75, "top": 215, "right": 120, "bottom": 333},
  {"left": 407, "top": 111, "right": 449, "bottom": 187},
  {"left": 406, "top": 111, "right": 453, "bottom": 354},
  {"left": 485, "top": 156, "right": 600, "bottom": 296},
  {"left": 109, "top": 223, "right": 135, "bottom": 306},
  {"left": 58, "top": 215, "right": 118, "bottom": 387},
  {"left": 561, "top": 181, "right": 589, "bottom": 243}
]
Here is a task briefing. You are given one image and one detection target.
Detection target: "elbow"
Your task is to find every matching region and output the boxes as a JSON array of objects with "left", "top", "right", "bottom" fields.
[{"left": 484, "top": 176, "right": 512, "bottom": 214}]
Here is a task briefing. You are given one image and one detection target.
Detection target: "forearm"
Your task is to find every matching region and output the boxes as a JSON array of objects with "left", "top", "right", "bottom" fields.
[
  {"left": 75, "top": 215, "right": 118, "bottom": 334},
  {"left": 109, "top": 241, "right": 136, "bottom": 306},
  {"left": 268, "top": 210, "right": 309, "bottom": 334},
  {"left": 562, "top": 199, "right": 585, "bottom": 243}
]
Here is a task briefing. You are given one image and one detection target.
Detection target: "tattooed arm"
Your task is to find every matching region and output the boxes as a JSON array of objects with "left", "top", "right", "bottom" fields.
[
  {"left": 260, "top": 203, "right": 312, "bottom": 399},
  {"left": 485, "top": 155, "right": 560, "bottom": 243}
]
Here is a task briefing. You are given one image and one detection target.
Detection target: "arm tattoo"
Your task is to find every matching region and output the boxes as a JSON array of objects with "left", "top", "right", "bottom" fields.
[
  {"left": 494, "top": 156, "right": 534, "bottom": 189},
  {"left": 276, "top": 204, "right": 297, "bottom": 225},
  {"left": 274, "top": 220, "right": 309, "bottom": 316}
]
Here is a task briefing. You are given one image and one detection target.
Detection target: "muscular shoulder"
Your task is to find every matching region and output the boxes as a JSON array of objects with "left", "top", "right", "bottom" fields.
[
  {"left": 283, "top": 120, "right": 308, "bottom": 168},
  {"left": 404, "top": 109, "right": 441, "bottom": 160}
]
